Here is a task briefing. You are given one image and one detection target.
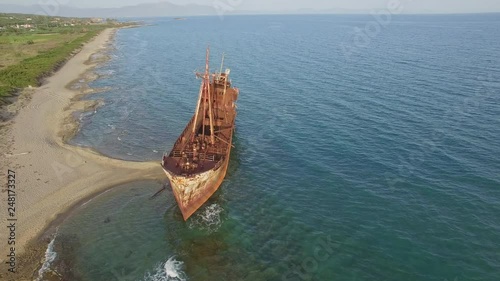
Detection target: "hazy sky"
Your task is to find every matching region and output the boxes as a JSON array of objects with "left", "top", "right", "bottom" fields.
[{"left": 4, "top": 0, "right": 500, "bottom": 13}]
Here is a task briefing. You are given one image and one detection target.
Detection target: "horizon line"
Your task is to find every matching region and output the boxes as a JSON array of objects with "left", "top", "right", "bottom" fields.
[
  {"left": 2, "top": 11, "right": 500, "bottom": 19},
  {"left": 1, "top": 3, "right": 500, "bottom": 16}
]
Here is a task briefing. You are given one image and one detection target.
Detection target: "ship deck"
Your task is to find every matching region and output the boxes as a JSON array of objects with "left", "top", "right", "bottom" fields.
[{"left": 162, "top": 156, "right": 218, "bottom": 176}]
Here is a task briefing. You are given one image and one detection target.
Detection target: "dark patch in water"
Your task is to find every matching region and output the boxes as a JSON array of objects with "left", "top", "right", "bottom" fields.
[
  {"left": 124, "top": 250, "right": 133, "bottom": 259},
  {"left": 52, "top": 233, "right": 84, "bottom": 281}
]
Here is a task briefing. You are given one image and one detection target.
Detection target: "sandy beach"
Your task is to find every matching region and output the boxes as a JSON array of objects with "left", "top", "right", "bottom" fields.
[{"left": 0, "top": 28, "right": 164, "bottom": 277}]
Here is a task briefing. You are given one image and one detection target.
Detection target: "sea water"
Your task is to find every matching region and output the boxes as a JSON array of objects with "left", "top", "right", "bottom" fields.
[{"left": 46, "top": 14, "right": 500, "bottom": 281}]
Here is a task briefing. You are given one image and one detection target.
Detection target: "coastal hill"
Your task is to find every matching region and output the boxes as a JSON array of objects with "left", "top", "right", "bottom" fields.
[
  {"left": 2, "top": 1, "right": 498, "bottom": 17},
  {"left": 0, "top": 2, "right": 216, "bottom": 18},
  {"left": 0, "top": 2, "right": 421, "bottom": 18}
]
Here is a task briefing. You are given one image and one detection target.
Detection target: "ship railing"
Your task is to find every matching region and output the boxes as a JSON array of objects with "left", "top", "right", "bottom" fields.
[
  {"left": 211, "top": 147, "right": 228, "bottom": 155},
  {"left": 170, "top": 150, "right": 216, "bottom": 162},
  {"left": 172, "top": 146, "right": 227, "bottom": 157},
  {"left": 172, "top": 116, "right": 196, "bottom": 151}
]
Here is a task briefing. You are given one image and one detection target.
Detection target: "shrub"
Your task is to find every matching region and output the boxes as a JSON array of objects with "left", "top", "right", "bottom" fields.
[{"left": 0, "top": 29, "right": 102, "bottom": 100}]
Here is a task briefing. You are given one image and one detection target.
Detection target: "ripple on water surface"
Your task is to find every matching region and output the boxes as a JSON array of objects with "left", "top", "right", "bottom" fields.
[{"left": 61, "top": 14, "right": 500, "bottom": 281}]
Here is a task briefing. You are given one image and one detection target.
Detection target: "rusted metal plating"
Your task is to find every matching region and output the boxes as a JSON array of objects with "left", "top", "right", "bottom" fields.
[{"left": 161, "top": 48, "right": 238, "bottom": 220}]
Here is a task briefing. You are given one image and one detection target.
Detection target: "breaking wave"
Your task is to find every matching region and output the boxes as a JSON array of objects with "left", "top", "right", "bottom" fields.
[
  {"left": 35, "top": 234, "right": 58, "bottom": 281},
  {"left": 188, "top": 203, "right": 224, "bottom": 233},
  {"left": 143, "top": 256, "right": 187, "bottom": 281}
]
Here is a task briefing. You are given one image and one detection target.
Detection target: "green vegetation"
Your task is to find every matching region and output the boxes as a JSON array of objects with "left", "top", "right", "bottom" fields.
[
  {"left": 0, "top": 29, "right": 98, "bottom": 70},
  {"left": 0, "top": 13, "right": 125, "bottom": 105},
  {"left": 0, "top": 29, "right": 102, "bottom": 104}
]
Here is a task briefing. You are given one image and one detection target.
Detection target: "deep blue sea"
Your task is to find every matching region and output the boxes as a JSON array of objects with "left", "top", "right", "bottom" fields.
[{"left": 47, "top": 14, "right": 500, "bottom": 281}]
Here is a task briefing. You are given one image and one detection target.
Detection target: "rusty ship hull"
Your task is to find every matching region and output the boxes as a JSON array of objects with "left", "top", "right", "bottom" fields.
[
  {"left": 161, "top": 49, "right": 238, "bottom": 220},
  {"left": 162, "top": 127, "right": 234, "bottom": 220}
]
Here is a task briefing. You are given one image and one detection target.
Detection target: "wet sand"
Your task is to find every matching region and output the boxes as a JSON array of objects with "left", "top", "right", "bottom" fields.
[{"left": 0, "top": 28, "right": 164, "bottom": 279}]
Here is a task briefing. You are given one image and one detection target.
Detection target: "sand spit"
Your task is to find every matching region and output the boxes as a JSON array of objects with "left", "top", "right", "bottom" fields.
[{"left": 0, "top": 28, "right": 165, "bottom": 280}]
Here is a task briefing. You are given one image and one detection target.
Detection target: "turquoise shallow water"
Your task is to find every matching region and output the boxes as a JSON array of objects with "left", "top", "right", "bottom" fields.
[{"left": 48, "top": 14, "right": 500, "bottom": 281}]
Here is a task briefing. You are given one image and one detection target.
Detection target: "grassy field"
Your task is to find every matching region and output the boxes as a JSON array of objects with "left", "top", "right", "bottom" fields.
[
  {"left": 0, "top": 13, "right": 120, "bottom": 105},
  {"left": 0, "top": 32, "right": 88, "bottom": 70}
]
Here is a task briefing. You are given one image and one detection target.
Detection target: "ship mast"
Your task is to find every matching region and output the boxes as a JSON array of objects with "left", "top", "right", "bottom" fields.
[
  {"left": 202, "top": 83, "right": 206, "bottom": 139},
  {"left": 192, "top": 81, "right": 204, "bottom": 141},
  {"left": 206, "top": 47, "right": 216, "bottom": 145},
  {"left": 191, "top": 47, "right": 216, "bottom": 145},
  {"left": 219, "top": 53, "right": 225, "bottom": 76},
  {"left": 223, "top": 69, "right": 229, "bottom": 96}
]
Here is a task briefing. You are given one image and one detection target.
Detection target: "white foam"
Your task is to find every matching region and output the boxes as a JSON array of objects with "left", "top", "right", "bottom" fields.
[
  {"left": 143, "top": 256, "right": 187, "bottom": 281},
  {"left": 81, "top": 198, "right": 94, "bottom": 207},
  {"left": 81, "top": 189, "right": 111, "bottom": 207},
  {"left": 35, "top": 234, "right": 58, "bottom": 281},
  {"left": 188, "top": 203, "right": 224, "bottom": 233}
]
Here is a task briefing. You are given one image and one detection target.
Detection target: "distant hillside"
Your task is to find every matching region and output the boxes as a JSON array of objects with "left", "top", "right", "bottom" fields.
[
  {"left": 0, "top": 2, "right": 399, "bottom": 18},
  {"left": 3, "top": 2, "right": 497, "bottom": 17},
  {"left": 0, "top": 2, "right": 217, "bottom": 18}
]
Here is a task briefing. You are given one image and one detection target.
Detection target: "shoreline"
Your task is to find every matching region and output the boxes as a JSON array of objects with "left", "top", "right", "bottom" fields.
[{"left": 0, "top": 27, "right": 164, "bottom": 280}]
